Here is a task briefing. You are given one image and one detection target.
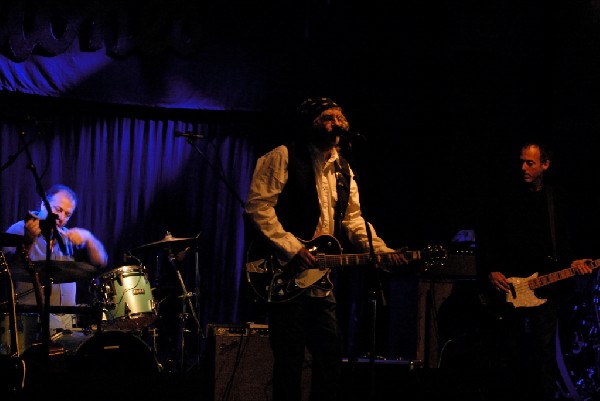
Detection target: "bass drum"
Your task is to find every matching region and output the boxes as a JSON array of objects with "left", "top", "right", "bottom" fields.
[{"left": 75, "top": 330, "right": 161, "bottom": 378}]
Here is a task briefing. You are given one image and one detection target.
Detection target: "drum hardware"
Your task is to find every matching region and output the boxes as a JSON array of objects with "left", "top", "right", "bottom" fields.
[
  {"left": 164, "top": 238, "right": 202, "bottom": 373},
  {"left": 0, "top": 285, "right": 44, "bottom": 308},
  {"left": 131, "top": 231, "right": 203, "bottom": 372}
]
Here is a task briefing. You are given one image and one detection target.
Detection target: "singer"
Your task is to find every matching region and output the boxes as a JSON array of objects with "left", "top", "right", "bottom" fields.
[{"left": 244, "top": 97, "right": 408, "bottom": 401}]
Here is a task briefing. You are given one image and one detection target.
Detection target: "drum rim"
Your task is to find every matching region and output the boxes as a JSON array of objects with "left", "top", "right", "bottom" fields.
[{"left": 97, "top": 265, "right": 146, "bottom": 278}]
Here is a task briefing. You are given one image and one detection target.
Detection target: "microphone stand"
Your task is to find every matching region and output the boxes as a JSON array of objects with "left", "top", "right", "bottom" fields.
[
  {"left": 17, "top": 130, "right": 66, "bottom": 367},
  {"left": 339, "top": 136, "right": 384, "bottom": 401},
  {"left": 365, "top": 223, "right": 385, "bottom": 401},
  {"left": 177, "top": 134, "right": 246, "bottom": 360},
  {"left": 0, "top": 137, "right": 36, "bottom": 173},
  {"left": 179, "top": 134, "right": 245, "bottom": 207}
]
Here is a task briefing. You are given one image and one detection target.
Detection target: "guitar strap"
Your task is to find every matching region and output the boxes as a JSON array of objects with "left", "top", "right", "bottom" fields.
[{"left": 334, "top": 157, "right": 351, "bottom": 240}]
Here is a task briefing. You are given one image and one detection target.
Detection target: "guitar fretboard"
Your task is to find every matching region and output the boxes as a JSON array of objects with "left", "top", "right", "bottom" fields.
[
  {"left": 529, "top": 259, "right": 600, "bottom": 289},
  {"left": 316, "top": 251, "right": 416, "bottom": 269}
]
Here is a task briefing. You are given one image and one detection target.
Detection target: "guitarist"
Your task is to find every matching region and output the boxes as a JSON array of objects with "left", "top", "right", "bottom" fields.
[
  {"left": 475, "top": 140, "right": 593, "bottom": 400},
  {"left": 244, "top": 97, "right": 407, "bottom": 401}
]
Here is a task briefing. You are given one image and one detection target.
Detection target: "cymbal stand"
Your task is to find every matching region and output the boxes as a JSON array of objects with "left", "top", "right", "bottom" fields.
[{"left": 166, "top": 247, "right": 201, "bottom": 372}]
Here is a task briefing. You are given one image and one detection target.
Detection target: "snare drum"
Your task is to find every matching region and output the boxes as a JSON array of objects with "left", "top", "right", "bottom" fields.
[
  {"left": 0, "top": 313, "right": 40, "bottom": 355},
  {"left": 91, "top": 265, "right": 156, "bottom": 331}
]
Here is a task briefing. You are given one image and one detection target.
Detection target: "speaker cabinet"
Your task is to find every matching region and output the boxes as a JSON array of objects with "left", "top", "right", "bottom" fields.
[
  {"left": 207, "top": 323, "right": 311, "bottom": 401},
  {"left": 416, "top": 276, "right": 487, "bottom": 369}
]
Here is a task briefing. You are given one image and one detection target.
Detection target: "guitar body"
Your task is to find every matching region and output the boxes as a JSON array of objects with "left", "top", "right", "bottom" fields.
[
  {"left": 506, "top": 273, "right": 547, "bottom": 308},
  {"left": 245, "top": 235, "right": 342, "bottom": 303}
]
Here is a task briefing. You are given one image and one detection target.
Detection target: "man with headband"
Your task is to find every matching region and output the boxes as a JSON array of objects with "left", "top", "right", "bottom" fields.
[{"left": 244, "top": 97, "right": 407, "bottom": 401}]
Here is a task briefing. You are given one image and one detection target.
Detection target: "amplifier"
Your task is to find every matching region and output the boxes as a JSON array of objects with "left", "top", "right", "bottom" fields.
[{"left": 206, "top": 323, "right": 310, "bottom": 401}]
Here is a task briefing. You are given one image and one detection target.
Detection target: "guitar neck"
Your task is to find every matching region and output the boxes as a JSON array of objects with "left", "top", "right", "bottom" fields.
[
  {"left": 317, "top": 249, "right": 418, "bottom": 269},
  {"left": 529, "top": 259, "right": 600, "bottom": 290}
]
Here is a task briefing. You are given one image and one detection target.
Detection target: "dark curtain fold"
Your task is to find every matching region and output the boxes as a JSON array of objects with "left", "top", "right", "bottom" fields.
[{"left": 0, "top": 113, "right": 255, "bottom": 331}]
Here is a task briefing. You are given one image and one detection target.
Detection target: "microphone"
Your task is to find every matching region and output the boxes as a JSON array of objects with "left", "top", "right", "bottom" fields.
[
  {"left": 334, "top": 127, "right": 367, "bottom": 142},
  {"left": 174, "top": 131, "right": 205, "bottom": 139}
]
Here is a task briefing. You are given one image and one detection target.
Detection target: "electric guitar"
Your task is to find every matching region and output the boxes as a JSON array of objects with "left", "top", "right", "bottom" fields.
[
  {"left": 0, "top": 250, "right": 27, "bottom": 395},
  {"left": 506, "top": 259, "right": 600, "bottom": 308},
  {"left": 245, "top": 234, "right": 447, "bottom": 303}
]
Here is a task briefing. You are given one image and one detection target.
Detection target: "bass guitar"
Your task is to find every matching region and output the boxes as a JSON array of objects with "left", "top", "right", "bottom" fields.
[
  {"left": 245, "top": 234, "right": 447, "bottom": 303},
  {"left": 506, "top": 259, "right": 600, "bottom": 308}
]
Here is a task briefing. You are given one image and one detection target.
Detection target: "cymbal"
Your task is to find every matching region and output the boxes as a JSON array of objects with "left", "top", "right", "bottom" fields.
[
  {"left": 135, "top": 232, "right": 201, "bottom": 250},
  {"left": 10, "top": 260, "right": 97, "bottom": 284},
  {"left": 0, "top": 233, "right": 25, "bottom": 247}
]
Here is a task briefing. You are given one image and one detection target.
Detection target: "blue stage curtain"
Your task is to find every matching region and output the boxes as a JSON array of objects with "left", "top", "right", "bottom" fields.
[{"left": 0, "top": 113, "right": 255, "bottom": 329}]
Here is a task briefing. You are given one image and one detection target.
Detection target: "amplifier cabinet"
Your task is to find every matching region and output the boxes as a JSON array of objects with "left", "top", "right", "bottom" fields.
[{"left": 206, "top": 323, "right": 311, "bottom": 401}]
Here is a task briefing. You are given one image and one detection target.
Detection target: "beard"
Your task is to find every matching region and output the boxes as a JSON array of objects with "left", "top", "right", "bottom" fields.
[
  {"left": 308, "top": 126, "right": 347, "bottom": 150},
  {"left": 307, "top": 127, "right": 338, "bottom": 150}
]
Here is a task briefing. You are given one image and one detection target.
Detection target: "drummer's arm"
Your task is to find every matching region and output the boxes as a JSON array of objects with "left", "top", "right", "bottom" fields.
[
  {"left": 4, "top": 220, "right": 36, "bottom": 261},
  {"left": 65, "top": 228, "right": 108, "bottom": 268}
]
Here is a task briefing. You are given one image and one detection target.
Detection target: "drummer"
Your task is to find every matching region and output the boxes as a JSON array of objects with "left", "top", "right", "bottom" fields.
[{"left": 3, "top": 184, "right": 108, "bottom": 333}]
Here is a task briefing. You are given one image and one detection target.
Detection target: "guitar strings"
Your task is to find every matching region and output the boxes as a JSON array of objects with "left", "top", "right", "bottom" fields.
[{"left": 509, "top": 264, "right": 595, "bottom": 293}]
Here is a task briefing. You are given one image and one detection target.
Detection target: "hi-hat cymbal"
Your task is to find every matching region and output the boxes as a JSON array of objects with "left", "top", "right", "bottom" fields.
[
  {"left": 10, "top": 260, "right": 97, "bottom": 284},
  {"left": 135, "top": 232, "right": 201, "bottom": 250},
  {"left": 0, "top": 233, "right": 25, "bottom": 247}
]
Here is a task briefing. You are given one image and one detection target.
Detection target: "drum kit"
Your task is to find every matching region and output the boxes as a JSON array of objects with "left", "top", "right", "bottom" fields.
[{"left": 0, "top": 231, "right": 202, "bottom": 391}]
